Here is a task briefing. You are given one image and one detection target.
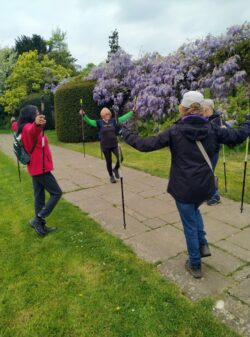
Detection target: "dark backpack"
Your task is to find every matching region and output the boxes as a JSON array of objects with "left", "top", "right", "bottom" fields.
[{"left": 13, "top": 133, "right": 37, "bottom": 165}]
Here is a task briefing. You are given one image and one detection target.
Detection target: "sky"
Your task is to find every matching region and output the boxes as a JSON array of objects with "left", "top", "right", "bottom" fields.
[{"left": 0, "top": 0, "right": 250, "bottom": 68}]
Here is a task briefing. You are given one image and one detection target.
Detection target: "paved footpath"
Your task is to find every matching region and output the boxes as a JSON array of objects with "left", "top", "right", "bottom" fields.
[{"left": 1, "top": 134, "right": 250, "bottom": 336}]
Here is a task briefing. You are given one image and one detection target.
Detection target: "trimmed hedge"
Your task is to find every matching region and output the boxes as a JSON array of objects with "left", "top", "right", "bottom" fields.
[
  {"left": 54, "top": 80, "right": 101, "bottom": 142},
  {"left": 0, "top": 104, "right": 9, "bottom": 129},
  {"left": 20, "top": 93, "right": 55, "bottom": 129}
]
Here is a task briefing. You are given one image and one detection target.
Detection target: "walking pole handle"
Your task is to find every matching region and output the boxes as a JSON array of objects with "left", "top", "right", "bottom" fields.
[{"left": 80, "top": 99, "right": 86, "bottom": 157}]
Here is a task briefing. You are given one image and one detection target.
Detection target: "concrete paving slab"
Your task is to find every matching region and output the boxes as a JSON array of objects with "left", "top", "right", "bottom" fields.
[
  {"left": 159, "top": 253, "right": 232, "bottom": 301},
  {"left": 142, "top": 217, "right": 168, "bottom": 229},
  {"left": 207, "top": 204, "right": 250, "bottom": 229},
  {"left": 57, "top": 179, "right": 81, "bottom": 193},
  {"left": 125, "top": 225, "right": 186, "bottom": 263},
  {"left": 91, "top": 207, "right": 148, "bottom": 240},
  {"left": 229, "top": 278, "right": 250, "bottom": 306},
  {"left": 203, "top": 246, "right": 244, "bottom": 276},
  {"left": 233, "top": 265, "right": 250, "bottom": 282},
  {"left": 215, "top": 240, "right": 250, "bottom": 262},
  {"left": 213, "top": 294, "right": 250, "bottom": 337},
  {"left": 227, "top": 227, "right": 250, "bottom": 251},
  {"left": 158, "top": 210, "right": 182, "bottom": 225},
  {"left": 201, "top": 215, "right": 240, "bottom": 243}
]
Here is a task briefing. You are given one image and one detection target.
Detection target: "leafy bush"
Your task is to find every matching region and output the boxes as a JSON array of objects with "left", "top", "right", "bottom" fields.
[
  {"left": 224, "top": 85, "right": 250, "bottom": 124},
  {"left": 54, "top": 80, "right": 101, "bottom": 142},
  {"left": 20, "top": 93, "right": 55, "bottom": 129},
  {"left": 0, "top": 104, "right": 9, "bottom": 129}
]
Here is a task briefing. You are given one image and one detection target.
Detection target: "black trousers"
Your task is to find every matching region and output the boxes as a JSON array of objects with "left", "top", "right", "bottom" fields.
[
  {"left": 102, "top": 146, "right": 121, "bottom": 177},
  {"left": 32, "top": 172, "right": 62, "bottom": 219}
]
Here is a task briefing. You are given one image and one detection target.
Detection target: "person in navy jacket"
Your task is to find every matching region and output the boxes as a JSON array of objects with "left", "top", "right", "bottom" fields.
[
  {"left": 121, "top": 91, "right": 250, "bottom": 278},
  {"left": 15, "top": 105, "right": 62, "bottom": 237}
]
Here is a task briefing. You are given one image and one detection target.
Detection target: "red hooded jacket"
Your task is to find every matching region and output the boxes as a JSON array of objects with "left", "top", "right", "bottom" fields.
[
  {"left": 15, "top": 122, "right": 54, "bottom": 176},
  {"left": 11, "top": 121, "right": 18, "bottom": 132}
]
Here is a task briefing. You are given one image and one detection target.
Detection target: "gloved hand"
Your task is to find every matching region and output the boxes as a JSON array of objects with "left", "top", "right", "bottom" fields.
[
  {"left": 116, "top": 123, "right": 122, "bottom": 136},
  {"left": 119, "top": 125, "right": 131, "bottom": 138},
  {"left": 225, "top": 120, "right": 236, "bottom": 128}
]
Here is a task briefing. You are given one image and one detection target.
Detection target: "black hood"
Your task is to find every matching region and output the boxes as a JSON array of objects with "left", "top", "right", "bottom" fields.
[{"left": 177, "top": 116, "right": 212, "bottom": 142}]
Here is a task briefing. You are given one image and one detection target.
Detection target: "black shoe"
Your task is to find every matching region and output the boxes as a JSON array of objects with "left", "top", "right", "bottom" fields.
[
  {"left": 110, "top": 175, "right": 116, "bottom": 183},
  {"left": 185, "top": 260, "right": 202, "bottom": 279},
  {"left": 200, "top": 244, "right": 211, "bottom": 258},
  {"left": 207, "top": 196, "right": 221, "bottom": 206},
  {"left": 41, "top": 219, "right": 57, "bottom": 233},
  {"left": 113, "top": 168, "right": 120, "bottom": 179},
  {"left": 29, "top": 217, "right": 46, "bottom": 237}
]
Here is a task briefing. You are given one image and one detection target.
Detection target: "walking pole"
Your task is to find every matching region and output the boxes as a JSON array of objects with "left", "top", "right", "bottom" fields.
[
  {"left": 114, "top": 107, "right": 127, "bottom": 229},
  {"left": 80, "top": 99, "right": 86, "bottom": 158},
  {"left": 100, "top": 142, "right": 103, "bottom": 160},
  {"left": 41, "top": 96, "right": 45, "bottom": 174},
  {"left": 220, "top": 115, "right": 227, "bottom": 192},
  {"left": 17, "top": 159, "right": 21, "bottom": 182},
  {"left": 240, "top": 137, "right": 249, "bottom": 213},
  {"left": 11, "top": 104, "right": 21, "bottom": 182}
]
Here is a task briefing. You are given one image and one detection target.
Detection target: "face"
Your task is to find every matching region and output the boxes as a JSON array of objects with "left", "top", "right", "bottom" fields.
[
  {"left": 101, "top": 108, "right": 112, "bottom": 121},
  {"left": 203, "top": 106, "right": 213, "bottom": 117}
]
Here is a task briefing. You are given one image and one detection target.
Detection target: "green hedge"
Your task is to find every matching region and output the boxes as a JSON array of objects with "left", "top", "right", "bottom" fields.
[
  {"left": 20, "top": 93, "right": 55, "bottom": 129},
  {"left": 54, "top": 80, "right": 101, "bottom": 142},
  {"left": 0, "top": 104, "right": 9, "bottom": 129}
]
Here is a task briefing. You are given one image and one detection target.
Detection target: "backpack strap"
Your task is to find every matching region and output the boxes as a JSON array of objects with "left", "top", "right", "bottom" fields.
[
  {"left": 30, "top": 136, "right": 39, "bottom": 154},
  {"left": 195, "top": 140, "right": 213, "bottom": 173},
  {"left": 18, "top": 132, "right": 39, "bottom": 155}
]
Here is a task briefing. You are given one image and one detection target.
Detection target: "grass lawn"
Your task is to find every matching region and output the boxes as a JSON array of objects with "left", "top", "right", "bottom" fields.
[
  {"left": 46, "top": 130, "right": 250, "bottom": 203},
  {"left": 0, "top": 150, "right": 242, "bottom": 337}
]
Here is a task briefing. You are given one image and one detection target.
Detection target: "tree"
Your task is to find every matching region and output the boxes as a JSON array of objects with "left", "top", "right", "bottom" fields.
[
  {"left": 15, "top": 34, "right": 47, "bottom": 55},
  {"left": 47, "top": 28, "right": 76, "bottom": 73},
  {"left": 107, "top": 29, "right": 120, "bottom": 62},
  {"left": 0, "top": 47, "right": 17, "bottom": 95},
  {"left": 80, "top": 63, "right": 96, "bottom": 78},
  {"left": 0, "top": 50, "right": 70, "bottom": 111}
]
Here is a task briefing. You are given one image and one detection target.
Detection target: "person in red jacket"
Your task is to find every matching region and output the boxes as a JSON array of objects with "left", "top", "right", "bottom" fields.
[
  {"left": 10, "top": 117, "right": 18, "bottom": 132},
  {"left": 16, "top": 105, "right": 62, "bottom": 237}
]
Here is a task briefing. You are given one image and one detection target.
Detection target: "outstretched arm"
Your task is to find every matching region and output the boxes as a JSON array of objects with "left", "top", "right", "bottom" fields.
[
  {"left": 79, "top": 110, "right": 97, "bottom": 127},
  {"left": 118, "top": 111, "right": 133, "bottom": 123},
  {"left": 216, "top": 115, "right": 250, "bottom": 146},
  {"left": 83, "top": 114, "right": 97, "bottom": 128},
  {"left": 122, "top": 126, "right": 171, "bottom": 152}
]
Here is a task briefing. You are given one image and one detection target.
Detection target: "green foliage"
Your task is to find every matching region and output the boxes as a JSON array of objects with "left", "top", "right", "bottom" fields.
[
  {"left": 47, "top": 28, "right": 76, "bottom": 74},
  {"left": 107, "top": 29, "right": 120, "bottom": 62},
  {"left": 20, "top": 93, "right": 55, "bottom": 129},
  {"left": 15, "top": 34, "right": 47, "bottom": 55},
  {"left": 0, "top": 50, "right": 70, "bottom": 112},
  {"left": 0, "top": 47, "right": 17, "bottom": 95},
  {"left": 221, "top": 85, "right": 250, "bottom": 124},
  {"left": 0, "top": 104, "right": 9, "bottom": 129},
  {"left": 79, "top": 63, "right": 96, "bottom": 78},
  {"left": 210, "top": 37, "right": 250, "bottom": 77},
  {"left": 54, "top": 80, "right": 101, "bottom": 142},
  {"left": 137, "top": 112, "right": 179, "bottom": 137}
]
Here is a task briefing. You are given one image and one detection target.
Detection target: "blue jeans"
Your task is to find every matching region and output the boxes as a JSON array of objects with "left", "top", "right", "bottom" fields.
[
  {"left": 175, "top": 201, "right": 208, "bottom": 267},
  {"left": 211, "top": 152, "right": 220, "bottom": 198}
]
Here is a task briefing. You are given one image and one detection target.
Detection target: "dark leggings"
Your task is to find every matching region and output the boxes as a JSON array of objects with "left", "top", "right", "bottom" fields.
[
  {"left": 32, "top": 172, "right": 62, "bottom": 219},
  {"left": 102, "top": 146, "right": 121, "bottom": 177}
]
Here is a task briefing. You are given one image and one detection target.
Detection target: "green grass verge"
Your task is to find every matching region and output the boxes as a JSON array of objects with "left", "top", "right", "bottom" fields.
[
  {"left": 46, "top": 130, "right": 250, "bottom": 203},
  {"left": 0, "top": 151, "right": 241, "bottom": 337}
]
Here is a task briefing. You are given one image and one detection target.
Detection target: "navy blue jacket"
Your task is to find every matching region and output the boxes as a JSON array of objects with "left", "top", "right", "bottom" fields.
[{"left": 122, "top": 115, "right": 250, "bottom": 203}]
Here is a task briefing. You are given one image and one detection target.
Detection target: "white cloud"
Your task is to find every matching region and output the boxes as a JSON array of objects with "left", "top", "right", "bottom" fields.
[{"left": 0, "top": 0, "right": 249, "bottom": 66}]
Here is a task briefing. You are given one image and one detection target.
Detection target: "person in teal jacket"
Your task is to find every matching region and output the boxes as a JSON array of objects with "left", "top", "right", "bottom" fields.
[{"left": 80, "top": 107, "right": 133, "bottom": 183}]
